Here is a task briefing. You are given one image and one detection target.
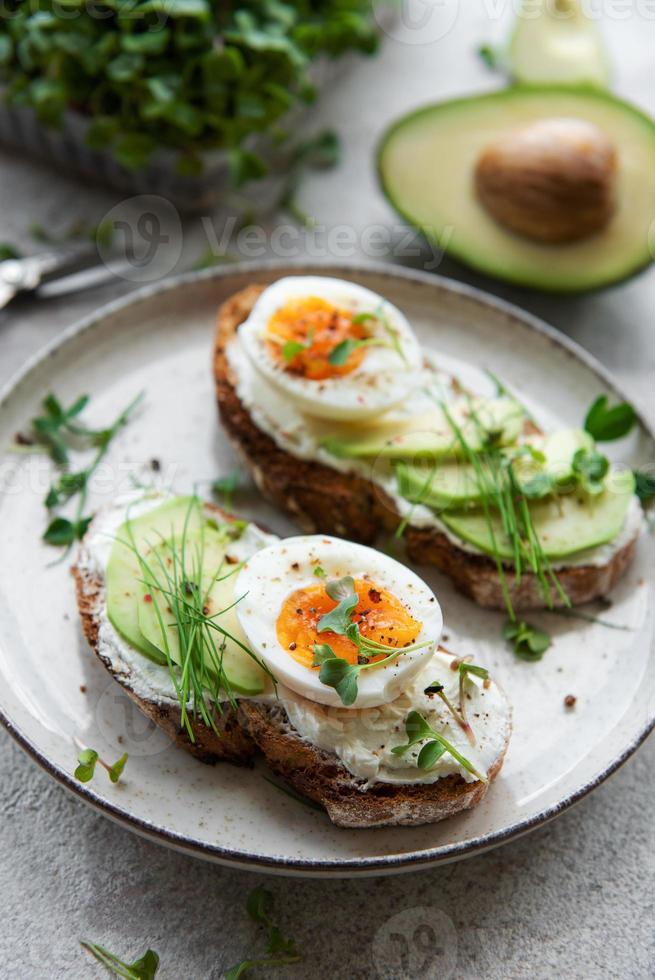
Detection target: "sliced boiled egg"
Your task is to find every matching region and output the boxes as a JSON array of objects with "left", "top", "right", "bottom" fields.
[
  {"left": 238, "top": 276, "right": 423, "bottom": 421},
  {"left": 235, "top": 535, "right": 442, "bottom": 709}
]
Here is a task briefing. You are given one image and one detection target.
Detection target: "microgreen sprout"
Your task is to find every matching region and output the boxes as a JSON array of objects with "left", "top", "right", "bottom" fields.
[
  {"left": 391, "top": 710, "right": 486, "bottom": 782},
  {"left": 225, "top": 886, "right": 302, "bottom": 979},
  {"left": 328, "top": 304, "right": 407, "bottom": 367},
  {"left": 18, "top": 391, "right": 144, "bottom": 553},
  {"left": 503, "top": 620, "right": 551, "bottom": 661},
  {"left": 281, "top": 326, "right": 315, "bottom": 363},
  {"left": 424, "top": 660, "right": 489, "bottom": 745},
  {"left": 311, "top": 576, "right": 433, "bottom": 706},
  {"left": 80, "top": 941, "right": 159, "bottom": 979},
  {"left": 74, "top": 747, "right": 129, "bottom": 784}
]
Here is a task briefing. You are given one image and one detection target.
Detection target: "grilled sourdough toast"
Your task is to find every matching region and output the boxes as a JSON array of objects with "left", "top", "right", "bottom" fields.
[
  {"left": 213, "top": 284, "right": 639, "bottom": 611},
  {"left": 72, "top": 497, "right": 510, "bottom": 827},
  {"left": 239, "top": 696, "right": 509, "bottom": 829}
]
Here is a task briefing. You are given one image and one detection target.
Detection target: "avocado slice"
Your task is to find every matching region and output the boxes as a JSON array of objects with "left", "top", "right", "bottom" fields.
[
  {"left": 396, "top": 429, "right": 596, "bottom": 511},
  {"left": 508, "top": 0, "right": 610, "bottom": 88},
  {"left": 138, "top": 528, "right": 266, "bottom": 697},
  {"left": 322, "top": 397, "right": 523, "bottom": 460},
  {"left": 106, "top": 496, "right": 203, "bottom": 665},
  {"left": 396, "top": 458, "right": 486, "bottom": 511},
  {"left": 441, "top": 469, "right": 635, "bottom": 560},
  {"left": 378, "top": 87, "right": 655, "bottom": 292}
]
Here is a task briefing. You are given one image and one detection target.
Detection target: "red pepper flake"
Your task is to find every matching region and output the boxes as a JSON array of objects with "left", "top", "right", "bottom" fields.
[
  {"left": 291, "top": 562, "right": 299, "bottom": 570},
  {"left": 144, "top": 594, "right": 153, "bottom": 603},
  {"left": 203, "top": 605, "right": 210, "bottom": 616},
  {"left": 368, "top": 588, "right": 382, "bottom": 604},
  {"left": 564, "top": 695, "right": 577, "bottom": 709},
  {"left": 225, "top": 554, "right": 238, "bottom": 564},
  {"left": 289, "top": 642, "right": 297, "bottom": 651}
]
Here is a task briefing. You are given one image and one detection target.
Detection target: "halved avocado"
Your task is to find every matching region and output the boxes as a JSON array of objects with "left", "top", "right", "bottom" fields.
[
  {"left": 509, "top": 0, "right": 610, "bottom": 88},
  {"left": 378, "top": 86, "right": 655, "bottom": 292}
]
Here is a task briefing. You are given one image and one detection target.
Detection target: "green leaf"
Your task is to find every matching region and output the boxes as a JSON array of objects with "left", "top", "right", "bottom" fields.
[
  {"left": 81, "top": 941, "right": 159, "bottom": 979},
  {"left": 459, "top": 662, "right": 489, "bottom": 681},
  {"left": 318, "top": 658, "right": 359, "bottom": 706},
  {"left": 282, "top": 340, "right": 306, "bottom": 362},
  {"left": 246, "top": 885, "right": 274, "bottom": 926},
  {"left": 325, "top": 576, "right": 355, "bottom": 603},
  {"left": 404, "top": 709, "right": 435, "bottom": 745},
  {"left": 313, "top": 565, "right": 326, "bottom": 578},
  {"left": 43, "top": 517, "right": 77, "bottom": 547},
  {"left": 504, "top": 620, "right": 551, "bottom": 661},
  {"left": 294, "top": 129, "right": 341, "bottom": 170},
  {"left": 478, "top": 43, "right": 502, "bottom": 70},
  {"left": 225, "top": 962, "right": 255, "bottom": 980},
  {"left": 108, "top": 752, "right": 128, "bottom": 784},
  {"left": 328, "top": 339, "right": 360, "bottom": 366},
  {"left": 212, "top": 471, "right": 240, "bottom": 510},
  {"left": 584, "top": 395, "right": 636, "bottom": 442},
  {"left": 417, "top": 740, "right": 446, "bottom": 769},
  {"left": 316, "top": 591, "right": 358, "bottom": 636},
  {"left": 312, "top": 643, "right": 336, "bottom": 666},
  {"left": 74, "top": 748, "right": 98, "bottom": 782},
  {"left": 572, "top": 448, "right": 609, "bottom": 494},
  {"left": 634, "top": 470, "right": 655, "bottom": 503},
  {"left": 0, "top": 243, "right": 21, "bottom": 261},
  {"left": 228, "top": 148, "right": 267, "bottom": 187}
]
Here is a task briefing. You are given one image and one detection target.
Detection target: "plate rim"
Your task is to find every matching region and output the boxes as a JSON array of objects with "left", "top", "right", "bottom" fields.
[{"left": 1, "top": 257, "right": 654, "bottom": 877}]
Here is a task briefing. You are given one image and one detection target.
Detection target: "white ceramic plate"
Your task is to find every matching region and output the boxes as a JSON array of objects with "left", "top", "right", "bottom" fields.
[{"left": 1, "top": 261, "right": 653, "bottom": 877}]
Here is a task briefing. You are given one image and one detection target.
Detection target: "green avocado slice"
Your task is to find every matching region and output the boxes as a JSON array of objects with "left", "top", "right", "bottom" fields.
[
  {"left": 322, "top": 396, "right": 523, "bottom": 460},
  {"left": 441, "top": 469, "right": 635, "bottom": 560},
  {"left": 378, "top": 86, "right": 655, "bottom": 292},
  {"left": 137, "top": 528, "right": 266, "bottom": 697},
  {"left": 106, "top": 496, "right": 203, "bottom": 665},
  {"left": 396, "top": 428, "right": 596, "bottom": 511},
  {"left": 508, "top": 0, "right": 610, "bottom": 88}
]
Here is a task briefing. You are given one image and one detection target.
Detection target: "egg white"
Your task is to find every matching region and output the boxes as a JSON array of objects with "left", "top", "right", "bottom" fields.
[
  {"left": 235, "top": 535, "right": 443, "bottom": 709},
  {"left": 238, "top": 276, "right": 423, "bottom": 421}
]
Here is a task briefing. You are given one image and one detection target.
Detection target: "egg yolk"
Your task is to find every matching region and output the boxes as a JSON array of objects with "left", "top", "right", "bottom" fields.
[
  {"left": 266, "top": 296, "right": 370, "bottom": 380},
  {"left": 276, "top": 578, "right": 422, "bottom": 670}
]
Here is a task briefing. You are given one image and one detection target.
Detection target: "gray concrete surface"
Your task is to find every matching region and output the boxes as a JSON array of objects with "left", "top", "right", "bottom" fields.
[{"left": 1, "top": 4, "right": 654, "bottom": 978}]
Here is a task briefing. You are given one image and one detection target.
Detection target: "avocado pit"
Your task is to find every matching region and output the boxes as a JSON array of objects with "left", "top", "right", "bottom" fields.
[{"left": 474, "top": 117, "right": 617, "bottom": 244}]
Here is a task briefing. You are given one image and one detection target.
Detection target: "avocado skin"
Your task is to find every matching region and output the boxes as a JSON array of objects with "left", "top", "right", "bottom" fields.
[{"left": 377, "top": 85, "right": 655, "bottom": 294}]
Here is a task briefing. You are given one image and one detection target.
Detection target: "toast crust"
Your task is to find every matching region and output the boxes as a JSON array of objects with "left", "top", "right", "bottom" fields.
[
  {"left": 213, "top": 284, "right": 639, "bottom": 610},
  {"left": 239, "top": 700, "right": 508, "bottom": 829}
]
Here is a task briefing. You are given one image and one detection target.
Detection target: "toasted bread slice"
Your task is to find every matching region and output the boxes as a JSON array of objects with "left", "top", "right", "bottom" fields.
[
  {"left": 238, "top": 698, "right": 509, "bottom": 829},
  {"left": 72, "top": 502, "right": 256, "bottom": 766},
  {"left": 213, "top": 284, "right": 639, "bottom": 611}
]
